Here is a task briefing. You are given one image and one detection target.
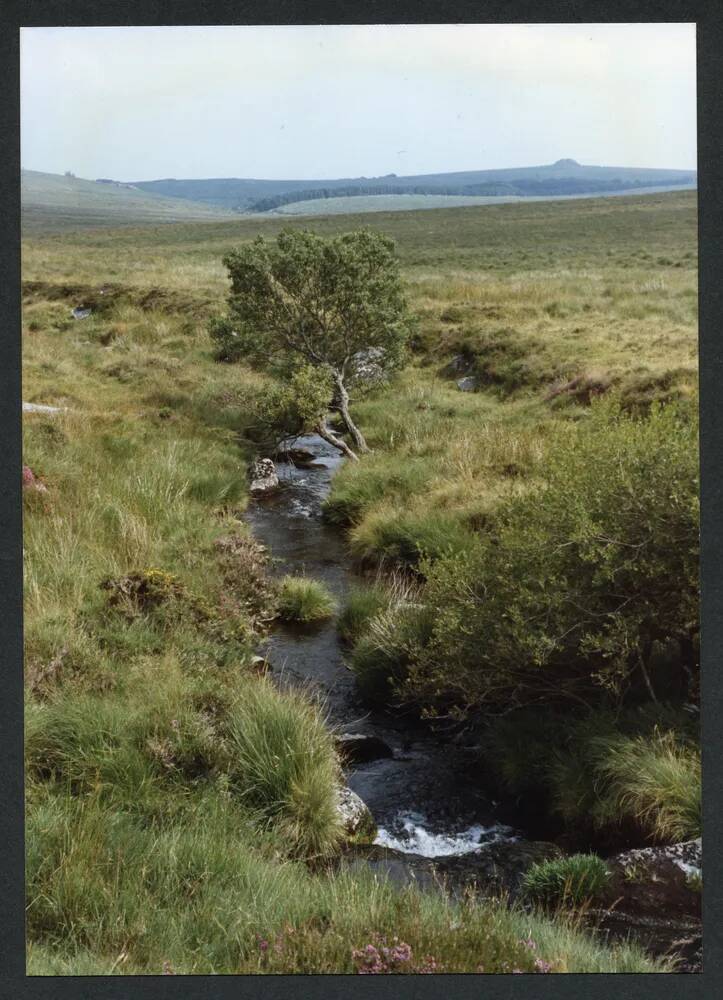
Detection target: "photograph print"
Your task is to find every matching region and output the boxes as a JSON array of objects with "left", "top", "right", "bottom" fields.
[{"left": 20, "top": 22, "right": 700, "bottom": 976}]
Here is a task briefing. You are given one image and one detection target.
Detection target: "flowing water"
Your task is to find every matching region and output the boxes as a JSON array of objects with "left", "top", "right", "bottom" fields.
[
  {"left": 245, "top": 435, "right": 699, "bottom": 971},
  {"left": 243, "top": 436, "right": 701, "bottom": 967},
  {"left": 244, "top": 433, "right": 518, "bottom": 856}
]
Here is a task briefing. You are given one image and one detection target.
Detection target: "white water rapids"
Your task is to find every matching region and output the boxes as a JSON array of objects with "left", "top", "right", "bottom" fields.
[{"left": 374, "top": 811, "right": 517, "bottom": 858}]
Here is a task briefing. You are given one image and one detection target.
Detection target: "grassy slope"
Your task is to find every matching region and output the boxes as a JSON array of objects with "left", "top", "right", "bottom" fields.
[
  {"left": 267, "top": 185, "right": 696, "bottom": 217},
  {"left": 22, "top": 191, "right": 695, "bottom": 974},
  {"left": 22, "top": 170, "right": 236, "bottom": 231}
]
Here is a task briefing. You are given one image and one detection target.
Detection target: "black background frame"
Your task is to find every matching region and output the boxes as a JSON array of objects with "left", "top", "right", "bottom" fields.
[{"left": 1, "top": 3, "right": 720, "bottom": 998}]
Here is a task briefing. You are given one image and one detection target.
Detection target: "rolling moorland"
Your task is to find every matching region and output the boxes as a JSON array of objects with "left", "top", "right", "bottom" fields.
[
  {"left": 129, "top": 159, "right": 697, "bottom": 212},
  {"left": 22, "top": 160, "right": 697, "bottom": 229},
  {"left": 22, "top": 188, "right": 699, "bottom": 974}
]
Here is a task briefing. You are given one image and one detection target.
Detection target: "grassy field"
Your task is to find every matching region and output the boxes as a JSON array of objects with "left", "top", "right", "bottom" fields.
[
  {"left": 23, "top": 190, "right": 697, "bottom": 974},
  {"left": 269, "top": 185, "right": 696, "bottom": 216}
]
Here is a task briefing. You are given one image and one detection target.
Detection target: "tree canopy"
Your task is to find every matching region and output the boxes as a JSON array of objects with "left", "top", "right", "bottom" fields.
[{"left": 212, "top": 228, "right": 413, "bottom": 458}]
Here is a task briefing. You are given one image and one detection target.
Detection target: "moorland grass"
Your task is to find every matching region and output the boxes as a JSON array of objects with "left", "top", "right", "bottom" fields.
[
  {"left": 23, "top": 190, "right": 698, "bottom": 972},
  {"left": 479, "top": 707, "right": 701, "bottom": 843},
  {"left": 275, "top": 576, "right": 336, "bottom": 624},
  {"left": 337, "top": 582, "right": 392, "bottom": 644},
  {"left": 225, "top": 678, "right": 343, "bottom": 856},
  {"left": 521, "top": 855, "right": 612, "bottom": 907},
  {"left": 25, "top": 785, "right": 665, "bottom": 974}
]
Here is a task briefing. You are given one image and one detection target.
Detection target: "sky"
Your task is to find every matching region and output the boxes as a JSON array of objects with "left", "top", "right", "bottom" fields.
[{"left": 20, "top": 23, "right": 697, "bottom": 181}]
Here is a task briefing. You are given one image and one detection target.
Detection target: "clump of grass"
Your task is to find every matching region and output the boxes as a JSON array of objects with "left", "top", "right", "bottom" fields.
[
  {"left": 480, "top": 707, "right": 700, "bottom": 844},
  {"left": 276, "top": 576, "right": 336, "bottom": 624},
  {"left": 595, "top": 729, "right": 701, "bottom": 842},
  {"left": 348, "top": 604, "right": 430, "bottom": 707},
  {"left": 322, "top": 456, "right": 434, "bottom": 527},
  {"left": 224, "top": 678, "right": 343, "bottom": 857},
  {"left": 337, "top": 583, "right": 390, "bottom": 644},
  {"left": 521, "top": 855, "right": 611, "bottom": 907},
  {"left": 349, "top": 506, "right": 471, "bottom": 567}
]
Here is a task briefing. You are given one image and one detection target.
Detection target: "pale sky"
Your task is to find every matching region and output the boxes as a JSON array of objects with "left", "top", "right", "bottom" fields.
[{"left": 20, "top": 24, "right": 697, "bottom": 181}]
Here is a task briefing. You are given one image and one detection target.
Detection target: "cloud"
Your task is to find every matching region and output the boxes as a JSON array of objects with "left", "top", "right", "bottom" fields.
[{"left": 20, "top": 24, "right": 697, "bottom": 179}]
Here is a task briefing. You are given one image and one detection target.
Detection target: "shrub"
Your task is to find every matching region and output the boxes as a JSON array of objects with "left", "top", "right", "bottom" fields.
[
  {"left": 209, "top": 315, "right": 245, "bottom": 362},
  {"left": 521, "top": 855, "right": 611, "bottom": 907},
  {"left": 276, "top": 576, "right": 336, "bottom": 624},
  {"left": 404, "top": 399, "right": 699, "bottom": 715},
  {"left": 224, "top": 679, "right": 343, "bottom": 856}
]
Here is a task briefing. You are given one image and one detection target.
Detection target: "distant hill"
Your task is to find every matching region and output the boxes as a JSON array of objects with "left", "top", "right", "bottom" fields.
[
  {"left": 21, "top": 170, "right": 236, "bottom": 230},
  {"left": 267, "top": 186, "right": 699, "bottom": 217},
  {"left": 128, "top": 160, "right": 697, "bottom": 213}
]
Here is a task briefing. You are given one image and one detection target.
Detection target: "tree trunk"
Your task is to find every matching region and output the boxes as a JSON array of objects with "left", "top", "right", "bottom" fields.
[
  {"left": 334, "top": 374, "right": 370, "bottom": 454},
  {"left": 315, "top": 419, "right": 359, "bottom": 461}
]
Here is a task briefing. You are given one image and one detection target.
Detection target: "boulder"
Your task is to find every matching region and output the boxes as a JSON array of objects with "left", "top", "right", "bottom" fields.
[
  {"left": 590, "top": 840, "right": 702, "bottom": 972},
  {"left": 441, "top": 354, "right": 472, "bottom": 378},
  {"left": 349, "top": 347, "right": 386, "bottom": 387},
  {"left": 602, "top": 839, "right": 702, "bottom": 920},
  {"left": 456, "top": 375, "right": 479, "bottom": 392},
  {"left": 71, "top": 306, "right": 92, "bottom": 320},
  {"left": 337, "top": 733, "right": 395, "bottom": 765},
  {"left": 249, "top": 458, "right": 279, "bottom": 497},
  {"left": 337, "top": 786, "right": 377, "bottom": 841},
  {"left": 250, "top": 655, "right": 270, "bottom": 675}
]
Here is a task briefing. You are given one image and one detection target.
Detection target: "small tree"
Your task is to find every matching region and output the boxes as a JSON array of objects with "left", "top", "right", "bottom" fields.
[{"left": 213, "top": 228, "right": 412, "bottom": 459}]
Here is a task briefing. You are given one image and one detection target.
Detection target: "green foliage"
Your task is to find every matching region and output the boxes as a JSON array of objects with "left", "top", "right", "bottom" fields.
[
  {"left": 348, "top": 605, "right": 431, "bottom": 707},
  {"left": 595, "top": 730, "right": 701, "bottom": 842},
  {"left": 25, "top": 785, "right": 664, "bottom": 974},
  {"left": 218, "top": 228, "right": 412, "bottom": 380},
  {"left": 209, "top": 315, "right": 244, "bottom": 362},
  {"left": 323, "top": 456, "right": 434, "bottom": 527},
  {"left": 521, "top": 855, "right": 611, "bottom": 907},
  {"left": 23, "top": 189, "right": 699, "bottom": 974},
  {"left": 224, "top": 679, "right": 342, "bottom": 856},
  {"left": 349, "top": 506, "right": 471, "bottom": 567},
  {"left": 337, "top": 583, "right": 391, "bottom": 644},
  {"left": 276, "top": 576, "right": 336, "bottom": 624},
  {"left": 480, "top": 706, "right": 700, "bottom": 842},
  {"left": 405, "top": 399, "right": 699, "bottom": 714}
]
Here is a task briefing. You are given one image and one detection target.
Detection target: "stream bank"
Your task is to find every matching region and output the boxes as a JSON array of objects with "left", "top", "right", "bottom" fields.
[{"left": 243, "top": 433, "right": 701, "bottom": 971}]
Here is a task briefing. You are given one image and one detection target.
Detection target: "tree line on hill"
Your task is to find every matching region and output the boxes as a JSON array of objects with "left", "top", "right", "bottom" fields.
[{"left": 244, "top": 175, "right": 695, "bottom": 213}]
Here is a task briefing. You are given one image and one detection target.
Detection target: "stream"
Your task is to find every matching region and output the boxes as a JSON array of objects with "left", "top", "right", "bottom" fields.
[
  {"left": 243, "top": 434, "right": 701, "bottom": 969},
  {"left": 243, "top": 433, "right": 518, "bottom": 859}
]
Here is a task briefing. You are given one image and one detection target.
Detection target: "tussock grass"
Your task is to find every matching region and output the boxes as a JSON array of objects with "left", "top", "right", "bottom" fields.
[
  {"left": 276, "top": 576, "right": 336, "bottom": 624},
  {"left": 225, "top": 679, "right": 343, "bottom": 856},
  {"left": 338, "top": 582, "right": 392, "bottom": 644},
  {"left": 595, "top": 730, "right": 701, "bottom": 842},
  {"left": 480, "top": 708, "right": 700, "bottom": 843},
  {"left": 521, "top": 855, "right": 611, "bottom": 907}
]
